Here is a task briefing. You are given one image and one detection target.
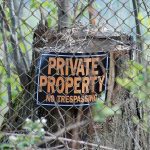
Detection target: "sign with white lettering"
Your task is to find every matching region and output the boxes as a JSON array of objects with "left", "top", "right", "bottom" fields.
[{"left": 35, "top": 52, "right": 109, "bottom": 106}]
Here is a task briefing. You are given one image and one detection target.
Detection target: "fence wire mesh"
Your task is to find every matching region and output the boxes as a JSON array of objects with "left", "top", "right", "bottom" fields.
[{"left": 0, "top": 0, "right": 150, "bottom": 149}]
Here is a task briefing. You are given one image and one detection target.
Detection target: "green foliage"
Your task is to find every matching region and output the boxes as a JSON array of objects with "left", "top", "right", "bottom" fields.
[
  {"left": 95, "top": 61, "right": 150, "bottom": 124},
  {"left": 117, "top": 61, "right": 150, "bottom": 132},
  {"left": 0, "top": 118, "right": 46, "bottom": 149},
  {"left": 132, "top": 114, "right": 150, "bottom": 132},
  {"left": 0, "top": 65, "right": 7, "bottom": 106},
  {"left": 0, "top": 144, "right": 14, "bottom": 150},
  {"left": 0, "top": 63, "right": 22, "bottom": 106},
  {"left": 30, "top": 0, "right": 57, "bottom": 27},
  {"left": 138, "top": 12, "right": 150, "bottom": 30},
  {"left": 116, "top": 61, "right": 150, "bottom": 103},
  {"left": 30, "top": 0, "right": 56, "bottom": 9},
  {"left": 94, "top": 100, "right": 121, "bottom": 122},
  {"left": 137, "top": 10, "right": 150, "bottom": 53}
]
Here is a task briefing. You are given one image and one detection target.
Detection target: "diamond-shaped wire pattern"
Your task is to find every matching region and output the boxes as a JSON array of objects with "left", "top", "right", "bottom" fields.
[{"left": 0, "top": 0, "right": 150, "bottom": 149}]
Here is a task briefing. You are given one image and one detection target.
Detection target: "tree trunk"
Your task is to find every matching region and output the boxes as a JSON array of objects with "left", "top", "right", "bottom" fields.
[
  {"left": 57, "top": 0, "right": 70, "bottom": 31},
  {"left": 1, "top": 23, "right": 139, "bottom": 149}
]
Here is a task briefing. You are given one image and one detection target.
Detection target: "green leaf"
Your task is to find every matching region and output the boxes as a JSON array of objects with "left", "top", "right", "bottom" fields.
[
  {"left": 19, "top": 42, "right": 26, "bottom": 54},
  {"left": 0, "top": 98, "right": 4, "bottom": 106},
  {"left": 42, "top": 1, "right": 50, "bottom": 8},
  {"left": 94, "top": 115, "right": 105, "bottom": 122},
  {"left": 17, "top": 141, "right": 30, "bottom": 149},
  {"left": 4, "top": 78, "right": 14, "bottom": 84},
  {"left": 30, "top": 0, "right": 41, "bottom": 9},
  {"left": 136, "top": 92, "right": 147, "bottom": 100},
  {"left": 102, "top": 107, "right": 114, "bottom": 116},
  {"left": 51, "top": 7, "right": 57, "bottom": 14},
  {"left": 132, "top": 116, "right": 140, "bottom": 124},
  {"left": 112, "top": 105, "right": 121, "bottom": 115},
  {"left": 132, "top": 61, "right": 143, "bottom": 71},
  {"left": 0, "top": 66, "right": 6, "bottom": 75},
  {"left": 138, "top": 12, "right": 144, "bottom": 21},
  {"left": 47, "top": 17, "right": 52, "bottom": 28},
  {"left": 116, "top": 78, "right": 131, "bottom": 88},
  {"left": 0, "top": 144, "right": 14, "bottom": 149}
]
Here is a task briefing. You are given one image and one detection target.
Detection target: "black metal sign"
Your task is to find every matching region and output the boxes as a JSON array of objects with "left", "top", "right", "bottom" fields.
[{"left": 35, "top": 52, "right": 109, "bottom": 106}]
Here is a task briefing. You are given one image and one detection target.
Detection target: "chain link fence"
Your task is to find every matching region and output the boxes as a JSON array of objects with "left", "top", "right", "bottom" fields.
[{"left": 0, "top": 0, "right": 150, "bottom": 149}]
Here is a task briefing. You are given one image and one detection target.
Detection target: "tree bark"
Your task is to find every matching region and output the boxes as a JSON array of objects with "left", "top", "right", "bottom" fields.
[{"left": 57, "top": 0, "right": 70, "bottom": 31}]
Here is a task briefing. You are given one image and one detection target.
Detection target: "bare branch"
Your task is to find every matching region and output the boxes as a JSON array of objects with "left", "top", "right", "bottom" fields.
[
  {"left": 17, "top": 0, "right": 24, "bottom": 16},
  {"left": 74, "top": 0, "right": 95, "bottom": 21},
  {"left": 54, "top": 103, "right": 70, "bottom": 149},
  {"left": 73, "top": 0, "right": 79, "bottom": 19},
  {"left": 0, "top": 3, "right": 29, "bottom": 86},
  {"left": 142, "top": 0, "right": 150, "bottom": 18},
  {"left": 88, "top": 0, "right": 97, "bottom": 25},
  {"left": 17, "top": 0, "right": 30, "bottom": 68},
  {"left": 2, "top": 131, "right": 117, "bottom": 150},
  {"left": 132, "top": 0, "right": 143, "bottom": 51},
  {"left": 0, "top": 4, "right": 11, "bottom": 32},
  {"left": 54, "top": 120, "right": 87, "bottom": 137},
  {"left": 2, "top": 120, "right": 116, "bottom": 149},
  {"left": 0, "top": 17, "right": 13, "bottom": 117},
  {"left": 49, "top": 137, "right": 117, "bottom": 150}
]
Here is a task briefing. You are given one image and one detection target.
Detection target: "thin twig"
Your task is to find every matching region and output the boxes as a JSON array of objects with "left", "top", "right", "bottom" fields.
[
  {"left": 132, "top": 0, "right": 143, "bottom": 51},
  {"left": 142, "top": 0, "right": 150, "bottom": 18},
  {"left": 126, "top": 121, "right": 142, "bottom": 150},
  {"left": 17, "top": 0, "right": 24, "bottom": 16},
  {"left": 37, "top": 121, "right": 86, "bottom": 147},
  {"left": 2, "top": 130, "right": 117, "bottom": 150},
  {"left": 71, "top": 107, "right": 83, "bottom": 149},
  {"left": 55, "top": 103, "right": 70, "bottom": 149},
  {"left": 54, "top": 120, "right": 86, "bottom": 137},
  {"left": 47, "top": 136, "right": 117, "bottom": 150}
]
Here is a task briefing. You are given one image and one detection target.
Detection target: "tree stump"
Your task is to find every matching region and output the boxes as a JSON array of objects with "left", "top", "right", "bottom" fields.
[
  {"left": 2, "top": 24, "right": 138, "bottom": 149},
  {"left": 32, "top": 25, "right": 133, "bottom": 149}
]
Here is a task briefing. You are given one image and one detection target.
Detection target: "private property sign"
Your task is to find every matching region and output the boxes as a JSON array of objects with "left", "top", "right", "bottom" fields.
[{"left": 35, "top": 52, "right": 109, "bottom": 106}]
